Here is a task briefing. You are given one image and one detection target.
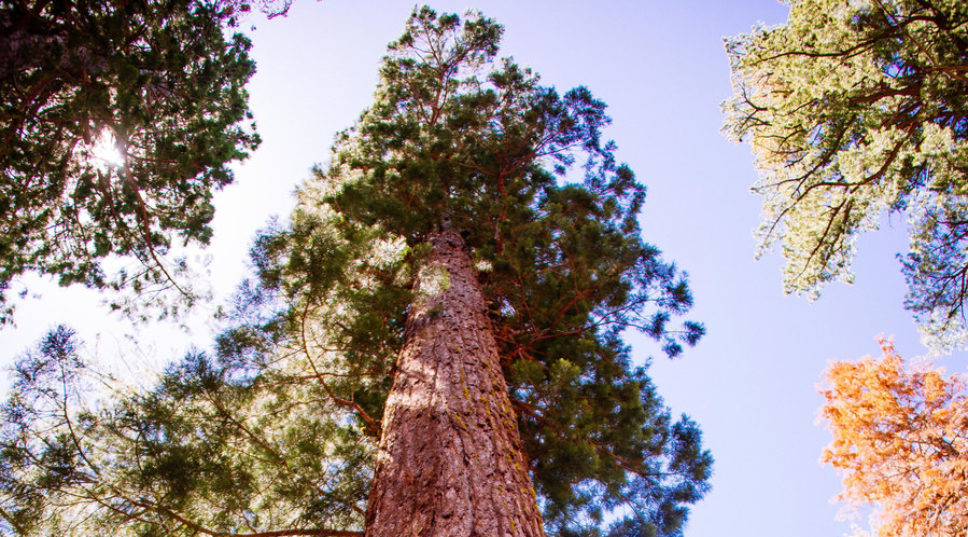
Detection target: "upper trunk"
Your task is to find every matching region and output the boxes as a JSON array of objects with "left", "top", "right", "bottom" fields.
[{"left": 364, "top": 228, "right": 545, "bottom": 537}]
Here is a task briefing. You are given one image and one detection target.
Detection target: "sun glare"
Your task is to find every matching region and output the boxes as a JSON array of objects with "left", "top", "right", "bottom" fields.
[{"left": 87, "top": 129, "right": 125, "bottom": 172}]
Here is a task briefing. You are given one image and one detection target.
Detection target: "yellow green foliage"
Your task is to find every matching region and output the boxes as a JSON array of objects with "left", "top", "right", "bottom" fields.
[{"left": 726, "top": 0, "right": 968, "bottom": 349}]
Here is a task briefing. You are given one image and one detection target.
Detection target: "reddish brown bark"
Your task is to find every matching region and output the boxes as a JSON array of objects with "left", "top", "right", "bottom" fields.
[{"left": 364, "top": 228, "right": 545, "bottom": 537}]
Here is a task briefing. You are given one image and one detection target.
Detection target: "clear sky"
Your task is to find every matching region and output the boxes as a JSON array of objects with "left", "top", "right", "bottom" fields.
[{"left": 5, "top": 1, "right": 966, "bottom": 536}]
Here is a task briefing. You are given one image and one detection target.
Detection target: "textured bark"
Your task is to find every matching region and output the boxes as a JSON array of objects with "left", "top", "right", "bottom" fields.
[{"left": 364, "top": 228, "right": 545, "bottom": 537}]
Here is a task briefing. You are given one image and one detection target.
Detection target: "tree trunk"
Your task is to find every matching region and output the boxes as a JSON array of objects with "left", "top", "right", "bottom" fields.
[{"left": 364, "top": 228, "right": 545, "bottom": 537}]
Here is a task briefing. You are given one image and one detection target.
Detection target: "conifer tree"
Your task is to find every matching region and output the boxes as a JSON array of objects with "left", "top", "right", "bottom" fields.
[
  {"left": 0, "top": 8, "right": 711, "bottom": 537},
  {"left": 724, "top": 0, "right": 968, "bottom": 349},
  {"left": 0, "top": 0, "right": 290, "bottom": 323}
]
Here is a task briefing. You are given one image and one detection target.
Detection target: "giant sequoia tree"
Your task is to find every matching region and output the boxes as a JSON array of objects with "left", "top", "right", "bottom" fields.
[
  {"left": 0, "top": 0, "right": 291, "bottom": 323},
  {"left": 0, "top": 9, "right": 711, "bottom": 537},
  {"left": 724, "top": 0, "right": 968, "bottom": 349}
]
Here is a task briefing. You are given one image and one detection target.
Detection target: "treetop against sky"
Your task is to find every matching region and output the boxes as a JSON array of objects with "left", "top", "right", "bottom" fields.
[
  {"left": 4, "top": 1, "right": 968, "bottom": 537},
  {"left": 0, "top": 6, "right": 710, "bottom": 537}
]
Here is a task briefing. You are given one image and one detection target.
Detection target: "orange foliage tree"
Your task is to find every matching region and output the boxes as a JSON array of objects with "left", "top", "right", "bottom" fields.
[{"left": 819, "top": 339, "right": 968, "bottom": 537}]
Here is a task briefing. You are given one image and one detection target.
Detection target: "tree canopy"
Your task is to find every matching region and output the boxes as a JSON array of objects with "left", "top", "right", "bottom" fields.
[
  {"left": 0, "top": 8, "right": 711, "bottom": 537},
  {"left": 819, "top": 339, "right": 968, "bottom": 537},
  {"left": 724, "top": 0, "right": 968, "bottom": 349},
  {"left": 0, "top": 0, "right": 291, "bottom": 323}
]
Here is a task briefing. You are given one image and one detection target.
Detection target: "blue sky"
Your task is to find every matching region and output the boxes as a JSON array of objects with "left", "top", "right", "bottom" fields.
[{"left": 5, "top": 1, "right": 964, "bottom": 536}]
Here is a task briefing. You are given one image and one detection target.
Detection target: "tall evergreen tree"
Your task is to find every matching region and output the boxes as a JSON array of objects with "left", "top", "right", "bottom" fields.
[
  {"left": 0, "top": 0, "right": 289, "bottom": 323},
  {"left": 724, "top": 0, "right": 968, "bottom": 349},
  {"left": 0, "top": 8, "right": 711, "bottom": 537}
]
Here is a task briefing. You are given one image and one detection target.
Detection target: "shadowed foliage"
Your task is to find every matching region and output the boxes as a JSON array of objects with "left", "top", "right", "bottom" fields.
[{"left": 0, "top": 0, "right": 293, "bottom": 323}]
